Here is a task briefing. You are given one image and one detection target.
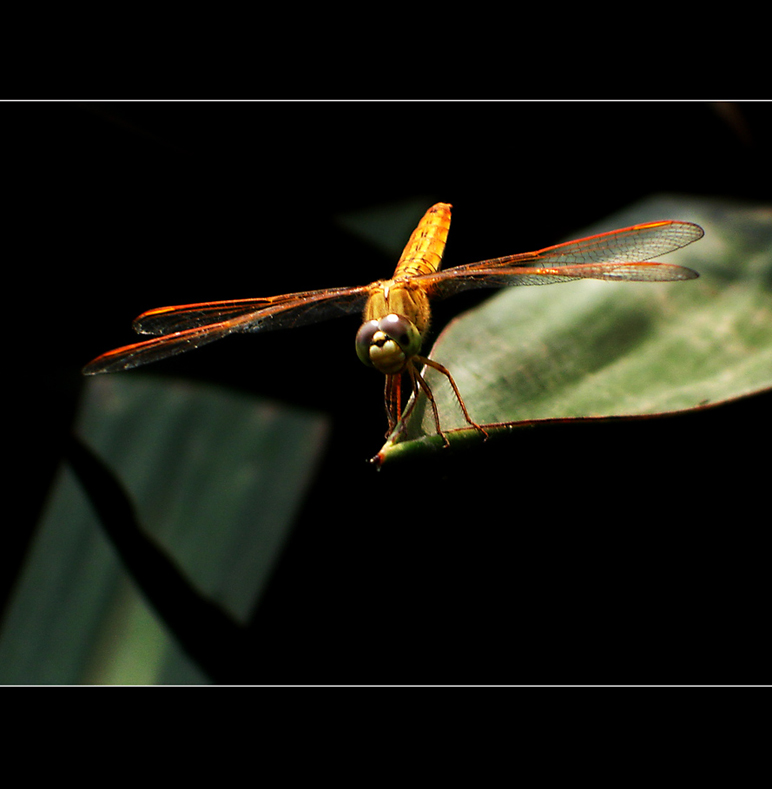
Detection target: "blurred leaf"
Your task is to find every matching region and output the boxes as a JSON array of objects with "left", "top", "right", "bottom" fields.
[
  {"left": 64, "top": 433, "right": 251, "bottom": 684},
  {"left": 377, "top": 195, "right": 772, "bottom": 464},
  {"left": 0, "top": 376, "right": 328, "bottom": 684}
]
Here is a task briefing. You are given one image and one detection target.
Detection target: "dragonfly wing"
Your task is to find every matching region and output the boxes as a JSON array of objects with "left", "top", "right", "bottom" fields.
[
  {"left": 134, "top": 285, "right": 370, "bottom": 335},
  {"left": 84, "top": 285, "right": 370, "bottom": 374},
  {"left": 523, "top": 220, "right": 704, "bottom": 265},
  {"left": 426, "top": 261, "right": 699, "bottom": 296},
  {"left": 83, "top": 322, "right": 245, "bottom": 374},
  {"left": 416, "top": 220, "right": 703, "bottom": 298}
]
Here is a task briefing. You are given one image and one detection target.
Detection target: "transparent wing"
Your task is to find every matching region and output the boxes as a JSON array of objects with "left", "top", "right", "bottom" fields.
[
  {"left": 415, "top": 220, "right": 703, "bottom": 298},
  {"left": 83, "top": 285, "right": 370, "bottom": 374},
  {"left": 84, "top": 220, "right": 704, "bottom": 375}
]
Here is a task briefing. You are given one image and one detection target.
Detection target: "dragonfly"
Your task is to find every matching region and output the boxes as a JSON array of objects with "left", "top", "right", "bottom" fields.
[{"left": 83, "top": 203, "right": 703, "bottom": 444}]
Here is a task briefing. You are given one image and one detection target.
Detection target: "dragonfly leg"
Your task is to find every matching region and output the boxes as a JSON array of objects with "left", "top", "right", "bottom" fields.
[
  {"left": 383, "top": 366, "right": 444, "bottom": 443},
  {"left": 415, "top": 356, "right": 488, "bottom": 441},
  {"left": 384, "top": 374, "right": 402, "bottom": 435},
  {"left": 408, "top": 363, "right": 450, "bottom": 447}
]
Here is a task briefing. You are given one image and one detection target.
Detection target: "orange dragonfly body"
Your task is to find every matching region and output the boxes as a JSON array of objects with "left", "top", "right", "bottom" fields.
[{"left": 84, "top": 203, "right": 703, "bottom": 442}]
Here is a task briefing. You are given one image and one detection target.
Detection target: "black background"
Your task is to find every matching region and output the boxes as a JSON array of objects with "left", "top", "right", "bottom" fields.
[{"left": 9, "top": 102, "right": 772, "bottom": 683}]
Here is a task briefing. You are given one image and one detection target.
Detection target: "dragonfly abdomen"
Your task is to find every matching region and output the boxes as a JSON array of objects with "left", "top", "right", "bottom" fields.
[{"left": 393, "top": 202, "right": 452, "bottom": 279}]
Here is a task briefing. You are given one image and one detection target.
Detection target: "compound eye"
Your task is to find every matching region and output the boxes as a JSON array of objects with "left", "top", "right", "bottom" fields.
[
  {"left": 379, "top": 314, "right": 421, "bottom": 358},
  {"left": 355, "top": 320, "right": 380, "bottom": 366}
]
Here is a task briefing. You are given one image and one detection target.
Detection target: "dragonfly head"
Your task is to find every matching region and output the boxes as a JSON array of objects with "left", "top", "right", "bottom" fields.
[{"left": 355, "top": 313, "right": 422, "bottom": 375}]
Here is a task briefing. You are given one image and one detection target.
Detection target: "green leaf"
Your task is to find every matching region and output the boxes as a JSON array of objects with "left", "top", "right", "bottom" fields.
[
  {"left": 376, "top": 195, "right": 772, "bottom": 464},
  {"left": 0, "top": 377, "right": 328, "bottom": 684}
]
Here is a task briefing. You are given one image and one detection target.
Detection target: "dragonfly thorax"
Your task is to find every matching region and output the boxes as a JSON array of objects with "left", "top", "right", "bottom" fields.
[{"left": 355, "top": 314, "right": 422, "bottom": 375}]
